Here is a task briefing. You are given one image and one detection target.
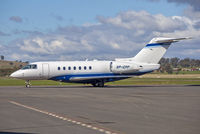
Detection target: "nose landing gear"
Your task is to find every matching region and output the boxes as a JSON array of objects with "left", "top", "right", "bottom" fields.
[{"left": 25, "top": 80, "right": 31, "bottom": 88}]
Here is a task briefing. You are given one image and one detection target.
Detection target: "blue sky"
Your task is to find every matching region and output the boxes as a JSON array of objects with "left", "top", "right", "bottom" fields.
[
  {"left": 1, "top": 0, "right": 186, "bottom": 30},
  {"left": 0, "top": 0, "right": 200, "bottom": 61}
]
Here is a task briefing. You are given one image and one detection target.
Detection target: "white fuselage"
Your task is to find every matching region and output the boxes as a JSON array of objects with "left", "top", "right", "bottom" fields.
[{"left": 10, "top": 60, "right": 159, "bottom": 83}]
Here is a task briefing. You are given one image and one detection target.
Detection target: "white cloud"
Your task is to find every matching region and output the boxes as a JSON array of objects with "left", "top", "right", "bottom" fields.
[
  {"left": 98, "top": 11, "right": 187, "bottom": 32},
  {"left": 184, "top": 6, "right": 200, "bottom": 19},
  {"left": 110, "top": 42, "right": 120, "bottom": 49},
  {"left": 80, "top": 39, "right": 93, "bottom": 51},
  {"left": 146, "top": 0, "right": 200, "bottom": 11},
  {"left": 167, "top": 0, "right": 200, "bottom": 11},
  {"left": 19, "top": 38, "right": 50, "bottom": 54},
  {"left": 3, "top": 10, "right": 200, "bottom": 61},
  {"left": 181, "top": 49, "right": 200, "bottom": 55}
]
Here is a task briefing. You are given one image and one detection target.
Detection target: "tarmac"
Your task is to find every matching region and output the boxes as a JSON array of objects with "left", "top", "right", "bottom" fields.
[{"left": 0, "top": 85, "right": 200, "bottom": 134}]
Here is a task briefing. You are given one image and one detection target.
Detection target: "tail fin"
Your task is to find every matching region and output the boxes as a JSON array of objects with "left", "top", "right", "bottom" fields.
[{"left": 132, "top": 37, "right": 191, "bottom": 64}]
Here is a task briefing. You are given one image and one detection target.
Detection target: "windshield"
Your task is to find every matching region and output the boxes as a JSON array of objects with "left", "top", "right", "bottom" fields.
[{"left": 22, "top": 64, "right": 37, "bottom": 70}]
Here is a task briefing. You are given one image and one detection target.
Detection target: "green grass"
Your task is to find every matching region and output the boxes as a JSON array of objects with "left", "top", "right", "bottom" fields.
[
  {"left": 108, "top": 77, "right": 200, "bottom": 85},
  {"left": 0, "top": 77, "right": 82, "bottom": 86},
  {"left": 0, "top": 77, "right": 200, "bottom": 86},
  {"left": 176, "top": 71, "right": 200, "bottom": 74},
  {"left": 152, "top": 71, "right": 200, "bottom": 74}
]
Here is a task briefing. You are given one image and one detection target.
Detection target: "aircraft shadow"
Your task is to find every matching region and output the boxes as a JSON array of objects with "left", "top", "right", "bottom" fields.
[
  {"left": 0, "top": 132, "right": 36, "bottom": 134},
  {"left": 26, "top": 84, "right": 200, "bottom": 89}
]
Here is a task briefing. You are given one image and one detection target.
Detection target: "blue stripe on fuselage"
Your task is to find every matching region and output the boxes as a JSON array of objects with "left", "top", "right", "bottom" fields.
[
  {"left": 49, "top": 71, "right": 152, "bottom": 83},
  {"left": 49, "top": 73, "right": 115, "bottom": 81}
]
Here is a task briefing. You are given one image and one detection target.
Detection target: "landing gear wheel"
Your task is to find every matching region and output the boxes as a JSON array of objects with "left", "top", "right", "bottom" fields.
[
  {"left": 26, "top": 84, "right": 31, "bottom": 88},
  {"left": 25, "top": 80, "right": 31, "bottom": 88},
  {"left": 92, "top": 83, "right": 98, "bottom": 87},
  {"left": 97, "top": 82, "right": 104, "bottom": 87},
  {"left": 92, "top": 81, "right": 104, "bottom": 87}
]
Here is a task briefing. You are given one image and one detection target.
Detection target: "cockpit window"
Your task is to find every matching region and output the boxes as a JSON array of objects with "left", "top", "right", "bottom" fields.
[{"left": 22, "top": 64, "right": 37, "bottom": 70}]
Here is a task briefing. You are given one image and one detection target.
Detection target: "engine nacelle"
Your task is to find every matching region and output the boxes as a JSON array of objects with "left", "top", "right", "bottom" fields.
[{"left": 110, "top": 61, "right": 141, "bottom": 74}]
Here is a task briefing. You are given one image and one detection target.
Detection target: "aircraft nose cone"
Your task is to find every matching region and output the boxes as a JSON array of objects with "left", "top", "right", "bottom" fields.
[
  {"left": 10, "top": 72, "right": 17, "bottom": 78},
  {"left": 10, "top": 71, "right": 22, "bottom": 78}
]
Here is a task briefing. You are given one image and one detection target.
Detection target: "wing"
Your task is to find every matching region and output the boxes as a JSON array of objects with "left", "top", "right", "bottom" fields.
[{"left": 69, "top": 75, "right": 131, "bottom": 82}]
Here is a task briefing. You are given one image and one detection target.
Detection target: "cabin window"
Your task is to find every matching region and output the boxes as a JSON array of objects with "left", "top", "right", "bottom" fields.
[
  {"left": 68, "top": 66, "right": 71, "bottom": 70},
  {"left": 84, "top": 66, "right": 87, "bottom": 70},
  {"left": 73, "top": 66, "right": 76, "bottom": 70},
  {"left": 79, "top": 66, "right": 81, "bottom": 70},
  {"left": 89, "top": 66, "right": 92, "bottom": 70},
  {"left": 63, "top": 67, "right": 66, "bottom": 70},
  {"left": 58, "top": 67, "right": 60, "bottom": 70},
  {"left": 31, "top": 64, "right": 37, "bottom": 69}
]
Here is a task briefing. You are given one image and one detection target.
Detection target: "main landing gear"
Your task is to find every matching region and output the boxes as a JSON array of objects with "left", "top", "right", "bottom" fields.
[
  {"left": 92, "top": 80, "right": 105, "bottom": 87},
  {"left": 25, "top": 80, "right": 31, "bottom": 88}
]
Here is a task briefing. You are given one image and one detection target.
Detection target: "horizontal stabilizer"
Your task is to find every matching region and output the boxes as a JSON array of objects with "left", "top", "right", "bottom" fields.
[{"left": 149, "top": 37, "right": 192, "bottom": 44}]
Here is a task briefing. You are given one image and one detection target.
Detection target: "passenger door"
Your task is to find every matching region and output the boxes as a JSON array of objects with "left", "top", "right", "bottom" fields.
[
  {"left": 110, "top": 62, "right": 113, "bottom": 72},
  {"left": 42, "top": 63, "right": 49, "bottom": 78}
]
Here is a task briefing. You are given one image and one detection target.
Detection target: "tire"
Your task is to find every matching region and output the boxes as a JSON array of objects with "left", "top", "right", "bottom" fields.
[
  {"left": 92, "top": 83, "right": 98, "bottom": 87},
  {"left": 26, "top": 84, "right": 31, "bottom": 88},
  {"left": 92, "top": 81, "right": 105, "bottom": 87}
]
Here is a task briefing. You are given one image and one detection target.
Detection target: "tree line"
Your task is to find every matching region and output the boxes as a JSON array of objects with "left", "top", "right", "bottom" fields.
[{"left": 158, "top": 57, "right": 200, "bottom": 74}]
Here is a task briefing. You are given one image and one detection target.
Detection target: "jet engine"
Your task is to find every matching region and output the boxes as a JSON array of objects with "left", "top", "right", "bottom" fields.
[{"left": 110, "top": 61, "right": 142, "bottom": 74}]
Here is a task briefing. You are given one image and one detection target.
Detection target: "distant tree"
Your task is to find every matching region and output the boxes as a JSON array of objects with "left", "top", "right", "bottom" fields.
[
  {"left": 196, "top": 59, "right": 200, "bottom": 67},
  {"left": 165, "top": 64, "right": 173, "bottom": 74},
  {"left": 170, "top": 57, "right": 180, "bottom": 68},
  {"left": 159, "top": 67, "right": 165, "bottom": 73},
  {"left": 159, "top": 58, "right": 169, "bottom": 66},
  {"left": 9, "top": 62, "right": 13, "bottom": 66},
  {"left": 179, "top": 58, "right": 191, "bottom": 68},
  {"left": 159, "top": 58, "right": 165, "bottom": 65},
  {"left": 0, "top": 55, "right": 4, "bottom": 60},
  {"left": 190, "top": 59, "right": 200, "bottom": 67}
]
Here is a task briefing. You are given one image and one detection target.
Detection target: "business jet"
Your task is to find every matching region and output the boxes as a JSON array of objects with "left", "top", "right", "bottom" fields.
[{"left": 10, "top": 37, "right": 190, "bottom": 87}]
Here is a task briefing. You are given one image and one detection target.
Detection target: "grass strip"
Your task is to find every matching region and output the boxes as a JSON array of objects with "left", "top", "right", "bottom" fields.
[{"left": 0, "top": 77, "right": 200, "bottom": 86}]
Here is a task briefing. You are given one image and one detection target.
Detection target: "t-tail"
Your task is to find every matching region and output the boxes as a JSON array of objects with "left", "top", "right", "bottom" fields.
[{"left": 131, "top": 37, "right": 191, "bottom": 64}]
